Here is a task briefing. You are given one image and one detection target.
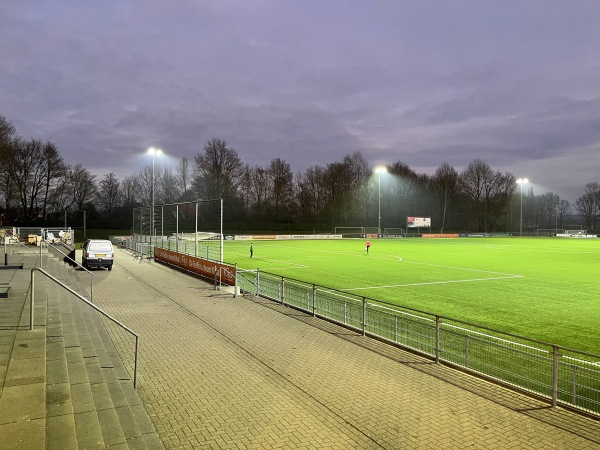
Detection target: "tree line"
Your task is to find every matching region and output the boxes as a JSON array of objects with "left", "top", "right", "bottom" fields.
[{"left": 1, "top": 114, "right": 599, "bottom": 232}]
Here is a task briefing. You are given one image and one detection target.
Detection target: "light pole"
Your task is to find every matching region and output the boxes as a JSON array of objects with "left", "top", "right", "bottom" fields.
[
  {"left": 516, "top": 177, "right": 529, "bottom": 236},
  {"left": 148, "top": 147, "right": 163, "bottom": 237},
  {"left": 375, "top": 166, "right": 387, "bottom": 237}
]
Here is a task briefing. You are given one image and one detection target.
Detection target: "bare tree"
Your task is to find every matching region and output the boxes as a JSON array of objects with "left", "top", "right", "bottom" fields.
[
  {"left": 574, "top": 182, "right": 600, "bottom": 232},
  {"left": 535, "top": 192, "right": 560, "bottom": 228},
  {"left": 296, "top": 165, "right": 326, "bottom": 221},
  {"left": 70, "top": 164, "right": 97, "bottom": 210},
  {"left": 47, "top": 170, "right": 74, "bottom": 218},
  {"left": 245, "top": 165, "right": 271, "bottom": 219},
  {"left": 482, "top": 171, "right": 515, "bottom": 231},
  {"left": 556, "top": 199, "right": 571, "bottom": 229},
  {"left": 342, "top": 152, "right": 370, "bottom": 224},
  {"left": 158, "top": 167, "right": 181, "bottom": 204},
  {"left": 121, "top": 175, "right": 141, "bottom": 210},
  {"left": 268, "top": 158, "right": 295, "bottom": 221},
  {"left": 41, "top": 141, "right": 66, "bottom": 219},
  {"left": 177, "top": 157, "right": 194, "bottom": 201},
  {"left": 432, "top": 162, "right": 459, "bottom": 231},
  {"left": 459, "top": 159, "right": 489, "bottom": 230},
  {"left": 192, "top": 138, "right": 245, "bottom": 204},
  {"left": 7, "top": 138, "right": 52, "bottom": 220},
  {"left": 0, "top": 117, "right": 18, "bottom": 213},
  {"left": 98, "top": 173, "right": 122, "bottom": 215}
]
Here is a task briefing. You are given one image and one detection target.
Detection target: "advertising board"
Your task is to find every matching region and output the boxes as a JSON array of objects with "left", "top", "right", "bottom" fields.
[
  {"left": 407, "top": 217, "right": 431, "bottom": 228},
  {"left": 154, "top": 247, "right": 236, "bottom": 285}
]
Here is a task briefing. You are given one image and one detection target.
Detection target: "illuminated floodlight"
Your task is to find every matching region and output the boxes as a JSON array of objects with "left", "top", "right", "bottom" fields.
[
  {"left": 148, "top": 147, "right": 163, "bottom": 157},
  {"left": 147, "top": 147, "right": 164, "bottom": 237},
  {"left": 516, "top": 178, "right": 529, "bottom": 236},
  {"left": 374, "top": 166, "right": 387, "bottom": 236}
]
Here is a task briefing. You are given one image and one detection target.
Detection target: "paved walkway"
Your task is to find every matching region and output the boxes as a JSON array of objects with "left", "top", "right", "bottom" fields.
[
  {"left": 93, "top": 249, "right": 600, "bottom": 448},
  {"left": 2, "top": 246, "right": 600, "bottom": 448}
]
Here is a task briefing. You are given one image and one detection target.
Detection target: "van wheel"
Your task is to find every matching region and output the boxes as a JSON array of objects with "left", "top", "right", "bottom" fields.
[{"left": 108, "top": 265, "right": 112, "bottom": 271}]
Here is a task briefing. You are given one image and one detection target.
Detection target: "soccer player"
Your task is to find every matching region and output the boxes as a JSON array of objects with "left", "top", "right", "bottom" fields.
[
  {"left": 365, "top": 240, "right": 371, "bottom": 253},
  {"left": 250, "top": 242, "right": 253, "bottom": 258}
]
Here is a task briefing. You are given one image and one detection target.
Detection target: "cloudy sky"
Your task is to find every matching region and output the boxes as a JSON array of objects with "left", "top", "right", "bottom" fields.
[{"left": 2, "top": 1, "right": 600, "bottom": 201}]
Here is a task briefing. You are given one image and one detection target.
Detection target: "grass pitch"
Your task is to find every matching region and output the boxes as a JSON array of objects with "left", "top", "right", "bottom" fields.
[{"left": 224, "top": 237, "right": 600, "bottom": 355}]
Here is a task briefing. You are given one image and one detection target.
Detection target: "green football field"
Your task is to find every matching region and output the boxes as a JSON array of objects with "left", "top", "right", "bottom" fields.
[{"left": 223, "top": 237, "right": 600, "bottom": 355}]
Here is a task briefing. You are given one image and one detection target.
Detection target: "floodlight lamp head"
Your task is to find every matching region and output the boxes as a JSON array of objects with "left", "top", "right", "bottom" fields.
[
  {"left": 147, "top": 147, "right": 163, "bottom": 156},
  {"left": 374, "top": 166, "right": 387, "bottom": 174},
  {"left": 516, "top": 177, "right": 529, "bottom": 184}
]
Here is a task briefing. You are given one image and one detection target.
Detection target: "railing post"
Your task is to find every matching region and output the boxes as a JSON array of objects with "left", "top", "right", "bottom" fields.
[
  {"left": 435, "top": 315, "right": 441, "bottom": 364},
  {"left": 281, "top": 277, "right": 285, "bottom": 305},
  {"left": 39, "top": 235, "right": 43, "bottom": 268},
  {"left": 362, "top": 297, "right": 367, "bottom": 336},
  {"left": 30, "top": 269, "right": 35, "bottom": 330},
  {"left": 465, "top": 335, "right": 470, "bottom": 367},
  {"left": 134, "top": 335, "right": 139, "bottom": 388},
  {"left": 572, "top": 365, "right": 578, "bottom": 405},
  {"left": 312, "top": 284, "right": 316, "bottom": 317},
  {"left": 394, "top": 315, "right": 398, "bottom": 343},
  {"left": 256, "top": 269, "right": 260, "bottom": 296},
  {"left": 234, "top": 264, "right": 238, "bottom": 298},
  {"left": 552, "top": 345, "right": 559, "bottom": 407}
]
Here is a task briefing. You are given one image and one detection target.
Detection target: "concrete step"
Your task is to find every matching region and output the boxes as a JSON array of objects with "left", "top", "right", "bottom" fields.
[{"left": 52, "top": 257, "right": 160, "bottom": 448}]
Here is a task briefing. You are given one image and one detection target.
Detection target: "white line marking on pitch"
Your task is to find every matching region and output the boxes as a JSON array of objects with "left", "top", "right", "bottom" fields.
[
  {"left": 251, "top": 258, "right": 309, "bottom": 268},
  {"left": 342, "top": 275, "right": 524, "bottom": 291}
]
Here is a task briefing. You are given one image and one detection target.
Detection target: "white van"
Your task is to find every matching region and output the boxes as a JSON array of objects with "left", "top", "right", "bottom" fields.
[{"left": 82, "top": 239, "right": 114, "bottom": 270}]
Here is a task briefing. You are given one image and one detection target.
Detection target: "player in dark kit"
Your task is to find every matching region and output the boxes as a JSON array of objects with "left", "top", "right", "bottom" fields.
[{"left": 250, "top": 242, "right": 253, "bottom": 258}]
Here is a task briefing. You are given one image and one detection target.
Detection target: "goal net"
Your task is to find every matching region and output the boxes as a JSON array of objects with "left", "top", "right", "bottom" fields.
[
  {"left": 383, "top": 228, "right": 406, "bottom": 238},
  {"left": 334, "top": 226, "right": 365, "bottom": 238},
  {"left": 565, "top": 229, "right": 586, "bottom": 235}
]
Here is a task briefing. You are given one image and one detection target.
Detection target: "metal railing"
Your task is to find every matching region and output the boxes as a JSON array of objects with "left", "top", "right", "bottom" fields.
[
  {"left": 30, "top": 268, "right": 139, "bottom": 388},
  {"left": 238, "top": 269, "right": 600, "bottom": 417}
]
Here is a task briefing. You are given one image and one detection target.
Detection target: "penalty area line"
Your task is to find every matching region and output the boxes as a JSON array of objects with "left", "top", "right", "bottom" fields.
[{"left": 342, "top": 275, "right": 524, "bottom": 291}]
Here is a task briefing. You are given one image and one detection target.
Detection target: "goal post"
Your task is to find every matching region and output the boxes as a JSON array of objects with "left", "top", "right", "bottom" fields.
[
  {"left": 334, "top": 226, "right": 365, "bottom": 238},
  {"left": 133, "top": 199, "right": 224, "bottom": 262},
  {"left": 383, "top": 227, "right": 406, "bottom": 238},
  {"left": 565, "top": 229, "right": 587, "bottom": 235}
]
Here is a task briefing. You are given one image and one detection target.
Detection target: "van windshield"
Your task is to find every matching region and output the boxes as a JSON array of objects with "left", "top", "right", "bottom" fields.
[{"left": 89, "top": 242, "right": 112, "bottom": 252}]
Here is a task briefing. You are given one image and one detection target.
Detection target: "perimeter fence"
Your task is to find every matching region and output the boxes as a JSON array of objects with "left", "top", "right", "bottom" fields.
[
  {"left": 131, "top": 200, "right": 223, "bottom": 262},
  {"left": 236, "top": 269, "right": 600, "bottom": 418}
]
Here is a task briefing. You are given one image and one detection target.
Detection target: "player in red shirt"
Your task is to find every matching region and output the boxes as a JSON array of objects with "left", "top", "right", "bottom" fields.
[{"left": 365, "top": 241, "right": 371, "bottom": 253}]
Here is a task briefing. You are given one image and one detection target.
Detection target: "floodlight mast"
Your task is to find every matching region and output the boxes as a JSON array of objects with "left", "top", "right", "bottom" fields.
[
  {"left": 147, "top": 147, "right": 163, "bottom": 237},
  {"left": 516, "top": 178, "right": 529, "bottom": 236},
  {"left": 374, "top": 166, "right": 387, "bottom": 237}
]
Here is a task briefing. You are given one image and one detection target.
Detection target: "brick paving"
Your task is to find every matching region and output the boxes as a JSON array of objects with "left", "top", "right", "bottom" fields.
[{"left": 85, "top": 249, "right": 600, "bottom": 449}]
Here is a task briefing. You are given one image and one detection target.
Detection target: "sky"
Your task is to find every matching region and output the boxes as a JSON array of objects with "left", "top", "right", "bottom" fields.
[{"left": 2, "top": 1, "right": 600, "bottom": 202}]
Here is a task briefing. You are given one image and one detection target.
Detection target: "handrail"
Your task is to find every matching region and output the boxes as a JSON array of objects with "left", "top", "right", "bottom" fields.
[
  {"left": 30, "top": 268, "right": 139, "bottom": 388},
  {"left": 45, "top": 241, "right": 94, "bottom": 302}
]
